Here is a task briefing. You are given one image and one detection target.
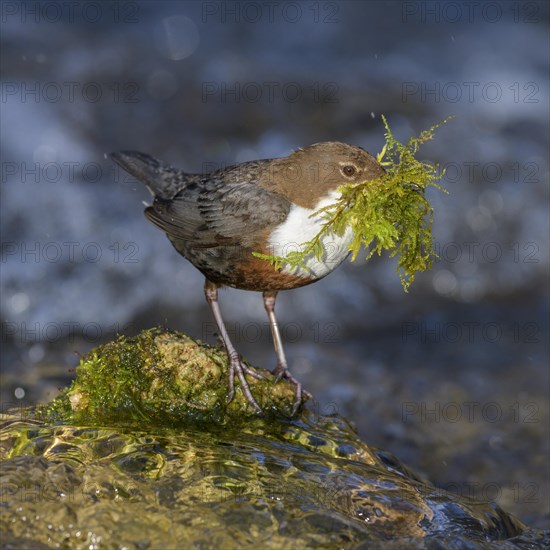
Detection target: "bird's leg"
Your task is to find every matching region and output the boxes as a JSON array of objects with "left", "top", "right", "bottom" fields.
[
  {"left": 263, "top": 291, "right": 308, "bottom": 414},
  {"left": 204, "top": 280, "right": 262, "bottom": 413}
]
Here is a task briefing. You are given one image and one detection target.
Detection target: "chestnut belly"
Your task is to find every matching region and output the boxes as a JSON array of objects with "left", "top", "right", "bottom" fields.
[{"left": 169, "top": 239, "right": 325, "bottom": 291}]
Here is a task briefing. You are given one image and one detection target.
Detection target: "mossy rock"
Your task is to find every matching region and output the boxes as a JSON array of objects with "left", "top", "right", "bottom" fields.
[
  {"left": 1, "top": 329, "right": 545, "bottom": 548},
  {"left": 44, "top": 328, "right": 303, "bottom": 425}
]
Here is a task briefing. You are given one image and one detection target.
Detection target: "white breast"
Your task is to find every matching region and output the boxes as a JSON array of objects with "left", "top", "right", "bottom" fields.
[{"left": 268, "top": 191, "right": 353, "bottom": 279}]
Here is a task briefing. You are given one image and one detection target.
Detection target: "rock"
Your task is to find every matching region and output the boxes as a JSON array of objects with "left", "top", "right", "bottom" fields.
[
  {"left": 0, "top": 329, "right": 545, "bottom": 548},
  {"left": 48, "top": 328, "right": 304, "bottom": 424}
]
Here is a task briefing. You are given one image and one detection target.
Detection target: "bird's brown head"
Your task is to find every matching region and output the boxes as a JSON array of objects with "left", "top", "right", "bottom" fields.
[{"left": 261, "top": 141, "right": 385, "bottom": 209}]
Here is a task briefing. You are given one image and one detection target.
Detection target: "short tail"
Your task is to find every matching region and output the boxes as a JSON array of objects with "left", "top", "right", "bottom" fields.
[{"left": 110, "top": 150, "right": 187, "bottom": 199}]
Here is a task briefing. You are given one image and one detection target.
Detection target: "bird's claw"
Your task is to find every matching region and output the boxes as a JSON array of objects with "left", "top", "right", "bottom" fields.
[
  {"left": 225, "top": 357, "right": 307, "bottom": 416},
  {"left": 226, "top": 355, "right": 262, "bottom": 413},
  {"left": 272, "top": 364, "right": 309, "bottom": 415}
]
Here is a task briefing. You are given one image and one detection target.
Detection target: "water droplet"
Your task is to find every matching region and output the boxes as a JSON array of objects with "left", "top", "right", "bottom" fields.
[
  {"left": 28, "top": 344, "right": 45, "bottom": 363},
  {"left": 10, "top": 292, "right": 30, "bottom": 314},
  {"left": 14, "top": 387, "right": 25, "bottom": 399},
  {"left": 157, "top": 15, "right": 199, "bottom": 61},
  {"left": 433, "top": 270, "right": 457, "bottom": 296}
]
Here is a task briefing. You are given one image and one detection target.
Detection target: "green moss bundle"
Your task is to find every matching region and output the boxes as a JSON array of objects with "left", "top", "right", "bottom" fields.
[{"left": 255, "top": 116, "right": 452, "bottom": 290}]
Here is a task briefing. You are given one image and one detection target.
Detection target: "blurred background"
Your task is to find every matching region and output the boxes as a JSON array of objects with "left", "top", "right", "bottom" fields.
[{"left": 1, "top": 0, "right": 548, "bottom": 528}]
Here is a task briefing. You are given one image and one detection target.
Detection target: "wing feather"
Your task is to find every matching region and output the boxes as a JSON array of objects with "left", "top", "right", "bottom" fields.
[
  {"left": 145, "top": 182, "right": 291, "bottom": 248},
  {"left": 111, "top": 150, "right": 290, "bottom": 248}
]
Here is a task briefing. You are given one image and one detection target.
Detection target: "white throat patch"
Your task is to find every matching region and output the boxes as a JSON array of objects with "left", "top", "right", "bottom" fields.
[{"left": 267, "top": 191, "right": 353, "bottom": 279}]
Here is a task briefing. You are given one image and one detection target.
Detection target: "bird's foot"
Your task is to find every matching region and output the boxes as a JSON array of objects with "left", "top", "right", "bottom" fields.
[
  {"left": 226, "top": 354, "right": 262, "bottom": 413},
  {"left": 272, "top": 364, "right": 310, "bottom": 416},
  {"left": 224, "top": 355, "right": 307, "bottom": 415},
  {"left": 240, "top": 361, "right": 269, "bottom": 380}
]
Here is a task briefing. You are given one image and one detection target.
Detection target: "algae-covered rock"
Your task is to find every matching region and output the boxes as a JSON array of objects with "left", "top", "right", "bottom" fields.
[
  {"left": 1, "top": 329, "right": 545, "bottom": 549},
  {"left": 45, "top": 328, "right": 304, "bottom": 424}
]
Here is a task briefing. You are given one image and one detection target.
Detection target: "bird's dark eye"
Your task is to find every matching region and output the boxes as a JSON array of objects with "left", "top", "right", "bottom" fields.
[{"left": 342, "top": 165, "right": 357, "bottom": 177}]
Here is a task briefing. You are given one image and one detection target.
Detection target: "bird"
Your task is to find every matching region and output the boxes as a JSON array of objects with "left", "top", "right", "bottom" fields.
[{"left": 110, "top": 142, "right": 384, "bottom": 415}]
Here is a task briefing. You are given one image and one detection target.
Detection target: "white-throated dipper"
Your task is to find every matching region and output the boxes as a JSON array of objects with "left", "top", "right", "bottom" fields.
[{"left": 111, "top": 143, "right": 384, "bottom": 414}]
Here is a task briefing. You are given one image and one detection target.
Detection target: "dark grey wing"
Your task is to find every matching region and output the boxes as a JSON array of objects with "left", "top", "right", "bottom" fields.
[{"left": 145, "top": 182, "right": 291, "bottom": 248}]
